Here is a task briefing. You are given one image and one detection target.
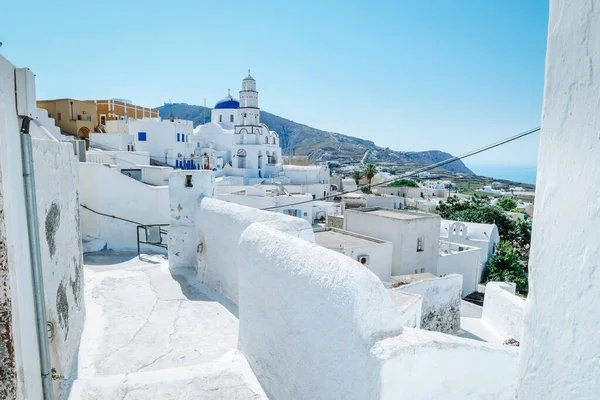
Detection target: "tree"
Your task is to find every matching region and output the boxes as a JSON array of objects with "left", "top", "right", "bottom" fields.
[
  {"left": 487, "top": 241, "right": 528, "bottom": 295},
  {"left": 350, "top": 170, "right": 363, "bottom": 186},
  {"left": 498, "top": 196, "right": 518, "bottom": 211},
  {"left": 436, "top": 195, "right": 513, "bottom": 237},
  {"left": 363, "top": 164, "right": 377, "bottom": 192},
  {"left": 388, "top": 179, "right": 418, "bottom": 187}
]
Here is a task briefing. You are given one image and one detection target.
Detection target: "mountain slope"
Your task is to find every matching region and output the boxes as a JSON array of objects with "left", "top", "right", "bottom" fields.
[{"left": 157, "top": 103, "right": 474, "bottom": 175}]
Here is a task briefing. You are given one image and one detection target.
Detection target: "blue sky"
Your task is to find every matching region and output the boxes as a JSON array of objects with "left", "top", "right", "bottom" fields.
[{"left": 1, "top": 0, "right": 548, "bottom": 176}]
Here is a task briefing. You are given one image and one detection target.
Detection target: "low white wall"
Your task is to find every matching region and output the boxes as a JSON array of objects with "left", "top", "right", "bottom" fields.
[
  {"left": 79, "top": 163, "right": 169, "bottom": 250},
  {"left": 461, "top": 299, "right": 483, "bottom": 318},
  {"left": 103, "top": 150, "right": 149, "bottom": 168},
  {"left": 32, "top": 139, "right": 85, "bottom": 397},
  {"left": 238, "top": 223, "right": 403, "bottom": 400},
  {"left": 141, "top": 165, "right": 172, "bottom": 186},
  {"left": 375, "top": 329, "right": 518, "bottom": 400},
  {"left": 438, "top": 241, "right": 481, "bottom": 296},
  {"left": 89, "top": 133, "right": 133, "bottom": 151},
  {"left": 395, "top": 274, "right": 463, "bottom": 333},
  {"left": 388, "top": 291, "right": 422, "bottom": 329},
  {"left": 237, "top": 224, "right": 518, "bottom": 399},
  {"left": 482, "top": 282, "right": 525, "bottom": 342}
]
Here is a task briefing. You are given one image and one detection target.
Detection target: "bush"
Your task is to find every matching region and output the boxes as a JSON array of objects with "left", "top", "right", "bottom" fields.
[
  {"left": 487, "top": 241, "right": 528, "bottom": 294},
  {"left": 389, "top": 179, "right": 418, "bottom": 187},
  {"left": 498, "top": 196, "right": 517, "bottom": 211}
]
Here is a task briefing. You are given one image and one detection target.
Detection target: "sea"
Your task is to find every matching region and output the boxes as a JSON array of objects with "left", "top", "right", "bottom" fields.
[{"left": 468, "top": 164, "right": 537, "bottom": 185}]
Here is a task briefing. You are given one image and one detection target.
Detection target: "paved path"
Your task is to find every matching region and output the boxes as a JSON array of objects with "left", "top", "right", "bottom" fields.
[{"left": 69, "top": 252, "right": 266, "bottom": 399}]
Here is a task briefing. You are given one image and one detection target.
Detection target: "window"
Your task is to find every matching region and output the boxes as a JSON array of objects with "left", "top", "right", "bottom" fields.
[
  {"left": 138, "top": 132, "right": 147, "bottom": 141},
  {"left": 230, "top": 115, "right": 234, "bottom": 122},
  {"left": 77, "top": 115, "right": 82, "bottom": 120},
  {"left": 417, "top": 237, "right": 424, "bottom": 252},
  {"left": 219, "top": 115, "right": 222, "bottom": 122},
  {"left": 185, "top": 175, "right": 193, "bottom": 187},
  {"left": 48, "top": 113, "right": 52, "bottom": 118},
  {"left": 58, "top": 112, "right": 62, "bottom": 121},
  {"left": 99, "top": 115, "right": 105, "bottom": 125},
  {"left": 177, "top": 133, "right": 180, "bottom": 142}
]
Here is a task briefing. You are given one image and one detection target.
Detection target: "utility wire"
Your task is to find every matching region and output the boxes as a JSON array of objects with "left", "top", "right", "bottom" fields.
[
  {"left": 80, "top": 204, "right": 152, "bottom": 226},
  {"left": 260, "top": 126, "right": 541, "bottom": 211}
]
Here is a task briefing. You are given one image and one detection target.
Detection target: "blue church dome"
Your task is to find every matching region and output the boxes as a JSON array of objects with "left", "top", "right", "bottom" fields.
[{"left": 214, "top": 94, "right": 239, "bottom": 109}]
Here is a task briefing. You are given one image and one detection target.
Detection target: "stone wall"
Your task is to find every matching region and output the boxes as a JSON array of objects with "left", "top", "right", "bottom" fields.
[
  {"left": 0, "top": 150, "right": 16, "bottom": 400},
  {"left": 32, "top": 139, "right": 86, "bottom": 397},
  {"left": 394, "top": 274, "right": 462, "bottom": 334}
]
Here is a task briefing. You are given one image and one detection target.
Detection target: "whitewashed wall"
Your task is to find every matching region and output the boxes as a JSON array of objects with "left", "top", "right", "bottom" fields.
[
  {"left": 281, "top": 164, "right": 330, "bottom": 185},
  {"left": 482, "top": 282, "right": 525, "bottom": 342},
  {"left": 32, "top": 139, "right": 85, "bottom": 397},
  {"left": 79, "top": 163, "right": 169, "bottom": 250},
  {"left": 365, "top": 195, "right": 403, "bottom": 210},
  {"left": 237, "top": 223, "right": 403, "bottom": 400},
  {"left": 517, "top": 2, "right": 600, "bottom": 398},
  {"left": 438, "top": 241, "right": 481, "bottom": 296},
  {"left": 394, "top": 274, "right": 462, "bottom": 333},
  {"left": 375, "top": 329, "right": 518, "bottom": 400},
  {"left": 141, "top": 165, "right": 172, "bottom": 186},
  {"left": 0, "top": 55, "right": 43, "bottom": 400},
  {"left": 237, "top": 224, "right": 518, "bottom": 399},
  {"left": 89, "top": 133, "right": 133, "bottom": 151}
]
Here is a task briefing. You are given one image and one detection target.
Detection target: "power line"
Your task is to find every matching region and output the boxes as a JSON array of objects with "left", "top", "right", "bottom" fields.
[
  {"left": 260, "top": 126, "right": 541, "bottom": 211},
  {"left": 80, "top": 204, "right": 145, "bottom": 225}
]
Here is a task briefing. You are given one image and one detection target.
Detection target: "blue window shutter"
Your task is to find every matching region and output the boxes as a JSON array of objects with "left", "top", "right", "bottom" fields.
[
  {"left": 177, "top": 133, "right": 180, "bottom": 142},
  {"left": 138, "top": 132, "right": 147, "bottom": 141}
]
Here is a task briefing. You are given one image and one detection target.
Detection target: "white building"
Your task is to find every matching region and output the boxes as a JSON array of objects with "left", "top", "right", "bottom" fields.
[
  {"left": 438, "top": 240, "right": 481, "bottom": 296},
  {"left": 344, "top": 208, "right": 441, "bottom": 276},
  {"left": 191, "top": 72, "right": 282, "bottom": 183},
  {"left": 314, "top": 227, "right": 393, "bottom": 282},
  {"left": 440, "top": 219, "right": 500, "bottom": 268}
]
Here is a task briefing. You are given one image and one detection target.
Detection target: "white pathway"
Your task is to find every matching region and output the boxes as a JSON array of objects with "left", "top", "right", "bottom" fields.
[{"left": 69, "top": 252, "right": 266, "bottom": 399}]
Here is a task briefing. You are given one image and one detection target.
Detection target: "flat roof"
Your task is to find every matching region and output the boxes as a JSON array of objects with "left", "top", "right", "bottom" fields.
[
  {"left": 351, "top": 207, "right": 439, "bottom": 220},
  {"left": 314, "top": 228, "right": 386, "bottom": 249}
]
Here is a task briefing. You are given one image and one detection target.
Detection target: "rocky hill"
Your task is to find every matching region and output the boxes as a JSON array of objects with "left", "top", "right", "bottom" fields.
[{"left": 157, "top": 103, "right": 474, "bottom": 175}]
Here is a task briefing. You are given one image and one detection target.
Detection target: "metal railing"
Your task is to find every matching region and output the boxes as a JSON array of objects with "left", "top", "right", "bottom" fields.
[{"left": 137, "top": 224, "right": 169, "bottom": 259}]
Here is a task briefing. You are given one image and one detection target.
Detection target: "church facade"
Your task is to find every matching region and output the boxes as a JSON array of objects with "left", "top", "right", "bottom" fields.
[{"left": 192, "top": 71, "right": 282, "bottom": 183}]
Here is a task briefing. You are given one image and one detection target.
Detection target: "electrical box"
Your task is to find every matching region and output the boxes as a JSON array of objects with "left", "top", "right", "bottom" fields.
[{"left": 15, "top": 68, "right": 36, "bottom": 118}]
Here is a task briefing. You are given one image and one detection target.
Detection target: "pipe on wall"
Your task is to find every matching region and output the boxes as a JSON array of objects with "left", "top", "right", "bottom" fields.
[{"left": 20, "top": 118, "right": 54, "bottom": 400}]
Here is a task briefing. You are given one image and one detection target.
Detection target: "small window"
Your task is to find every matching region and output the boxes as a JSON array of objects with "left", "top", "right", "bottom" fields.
[
  {"left": 417, "top": 237, "right": 424, "bottom": 252},
  {"left": 48, "top": 113, "right": 52, "bottom": 118},
  {"left": 138, "top": 132, "right": 147, "bottom": 141},
  {"left": 58, "top": 112, "right": 62, "bottom": 121},
  {"left": 219, "top": 115, "right": 222, "bottom": 122},
  {"left": 230, "top": 115, "right": 234, "bottom": 122},
  {"left": 185, "top": 175, "right": 193, "bottom": 187},
  {"left": 77, "top": 115, "right": 82, "bottom": 120},
  {"left": 99, "top": 115, "right": 104, "bottom": 125},
  {"left": 177, "top": 133, "right": 180, "bottom": 142}
]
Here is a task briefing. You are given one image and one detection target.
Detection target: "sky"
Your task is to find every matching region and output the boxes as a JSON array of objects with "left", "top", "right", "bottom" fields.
[{"left": 1, "top": 0, "right": 549, "bottom": 179}]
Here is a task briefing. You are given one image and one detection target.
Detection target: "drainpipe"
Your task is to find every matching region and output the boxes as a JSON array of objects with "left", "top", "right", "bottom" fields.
[{"left": 20, "top": 117, "right": 54, "bottom": 400}]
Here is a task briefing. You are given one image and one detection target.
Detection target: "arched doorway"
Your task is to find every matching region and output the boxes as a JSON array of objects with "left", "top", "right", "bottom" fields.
[
  {"left": 78, "top": 126, "right": 91, "bottom": 149},
  {"left": 237, "top": 149, "right": 247, "bottom": 168}
]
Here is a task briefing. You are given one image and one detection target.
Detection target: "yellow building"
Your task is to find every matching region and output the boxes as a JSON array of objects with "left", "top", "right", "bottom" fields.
[
  {"left": 36, "top": 98, "right": 97, "bottom": 142},
  {"left": 85, "top": 99, "right": 158, "bottom": 126}
]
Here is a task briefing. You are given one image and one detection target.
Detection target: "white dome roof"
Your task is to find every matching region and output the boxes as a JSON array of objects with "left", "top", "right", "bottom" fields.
[{"left": 196, "top": 122, "right": 223, "bottom": 135}]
